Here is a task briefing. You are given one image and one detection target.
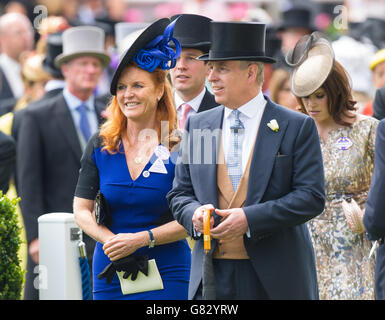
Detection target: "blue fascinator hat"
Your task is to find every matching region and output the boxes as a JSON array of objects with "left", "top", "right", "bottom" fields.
[{"left": 110, "top": 17, "right": 181, "bottom": 95}]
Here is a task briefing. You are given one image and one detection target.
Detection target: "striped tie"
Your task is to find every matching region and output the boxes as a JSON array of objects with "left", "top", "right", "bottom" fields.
[{"left": 227, "top": 109, "right": 244, "bottom": 191}]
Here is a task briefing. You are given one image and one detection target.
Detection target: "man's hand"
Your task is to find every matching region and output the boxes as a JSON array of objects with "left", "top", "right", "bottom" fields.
[
  {"left": 192, "top": 204, "right": 215, "bottom": 234},
  {"left": 29, "top": 238, "right": 39, "bottom": 264},
  {"left": 210, "top": 208, "right": 248, "bottom": 241}
]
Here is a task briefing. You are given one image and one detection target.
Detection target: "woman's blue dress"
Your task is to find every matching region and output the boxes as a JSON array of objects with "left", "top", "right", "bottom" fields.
[{"left": 75, "top": 134, "right": 191, "bottom": 300}]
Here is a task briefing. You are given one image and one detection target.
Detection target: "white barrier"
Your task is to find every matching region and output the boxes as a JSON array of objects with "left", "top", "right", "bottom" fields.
[{"left": 38, "top": 212, "right": 83, "bottom": 300}]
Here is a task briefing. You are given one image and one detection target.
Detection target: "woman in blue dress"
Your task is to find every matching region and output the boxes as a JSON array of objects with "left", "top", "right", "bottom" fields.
[{"left": 73, "top": 18, "right": 191, "bottom": 300}]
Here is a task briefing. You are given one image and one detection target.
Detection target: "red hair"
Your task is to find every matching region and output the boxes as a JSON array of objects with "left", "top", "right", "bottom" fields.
[{"left": 99, "top": 63, "right": 179, "bottom": 153}]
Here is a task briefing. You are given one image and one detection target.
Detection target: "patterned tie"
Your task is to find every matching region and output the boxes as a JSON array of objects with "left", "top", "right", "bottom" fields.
[
  {"left": 179, "top": 103, "right": 193, "bottom": 130},
  {"left": 76, "top": 103, "right": 92, "bottom": 142},
  {"left": 227, "top": 109, "right": 244, "bottom": 191}
]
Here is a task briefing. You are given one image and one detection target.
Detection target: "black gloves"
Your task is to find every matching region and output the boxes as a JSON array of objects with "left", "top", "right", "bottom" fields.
[
  {"left": 97, "top": 262, "right": 116, "bottom": 284},
  {"left": 97, "top": 255, "right": 149, "bottom": 284}
]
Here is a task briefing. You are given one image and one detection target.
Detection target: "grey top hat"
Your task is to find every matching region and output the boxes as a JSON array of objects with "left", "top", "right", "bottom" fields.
[
  {"left": 54, "top": 26, "right": 111, "bottom": 68},
  {"left": 115, "top": 22, "right": 150, "bottom": 55}
]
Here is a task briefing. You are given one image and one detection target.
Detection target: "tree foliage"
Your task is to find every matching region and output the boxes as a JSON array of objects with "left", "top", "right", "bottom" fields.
[{"left": 0, "top": 192, "right": 24, "bottom": 299}]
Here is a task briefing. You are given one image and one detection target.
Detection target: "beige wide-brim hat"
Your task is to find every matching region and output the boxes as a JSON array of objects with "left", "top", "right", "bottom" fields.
[
  {"left": 286, "top": 32, "right": 334, "bottom": 97},
  {"left": 54, "top": 26, "right": 111, "bottom": 68}
]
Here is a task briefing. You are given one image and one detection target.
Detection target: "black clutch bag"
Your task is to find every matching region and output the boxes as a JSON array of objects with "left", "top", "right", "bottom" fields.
[{"left": 95, "top": 191, "right": 113, "bottom": 227}]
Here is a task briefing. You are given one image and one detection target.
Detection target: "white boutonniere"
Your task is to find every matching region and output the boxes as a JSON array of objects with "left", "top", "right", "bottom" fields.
[{"left": 267, "top": 119, "right": 279, "bottom": 132}]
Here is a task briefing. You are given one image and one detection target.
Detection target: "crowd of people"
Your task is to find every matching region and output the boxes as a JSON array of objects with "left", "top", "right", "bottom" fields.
[{"left": 1, "top": 0, "right": 385, "bottom": 301}]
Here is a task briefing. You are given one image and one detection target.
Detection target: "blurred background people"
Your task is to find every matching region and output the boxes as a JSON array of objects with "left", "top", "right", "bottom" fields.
[
  {"left": 362, "top": 48, "right": 385, "bottom": 117},
  {"left": 269, "top": 68, "right": 298, "bottom": 112},
  {"left": 0, "top": 12, "right": 34, "bottom": 108},
  {"left": 275, "top": 6, "right": 317, "bottom": 68},
  {"left": 371, "top": 86, "right": 385, "bottom": 121},
  {"left": 0, "top": 52, "right": 50, "bottom": 123},
  {"left": 370, "top": 48, "right": 385, "bottom": 90},
  {"left": 0, "top": 130, "right": 15, "bottom": 194},
  {"left": 17, "top": 26, "right": 110, "bottom": 300}
]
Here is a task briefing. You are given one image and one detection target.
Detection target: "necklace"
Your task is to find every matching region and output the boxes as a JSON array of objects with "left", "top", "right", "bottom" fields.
[{"left": 134, "top": 156, "right": 142, "bottom": 164}]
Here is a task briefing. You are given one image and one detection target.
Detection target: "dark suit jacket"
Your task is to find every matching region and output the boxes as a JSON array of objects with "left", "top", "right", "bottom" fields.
[
  {"left": 12, "top": 87, "right": 63, "bottom": 143},
  {"left": 0, "top": 130, "right": 15, "bottom": 193},
  {"left": 17, "top": 92, "right": 106, "bottom": 256},
  {"left": 0, "top": 66, "right": 17, "bottom": 116},
  {"left": 11, "top": 88, "right": 63, "bottom": 194},
  {"left": 373, "top": 86, "right": 385, "bottom": 121},
  {"left": 197, "top": 89, "right": 219, "bottom": 113},
  {"left": 167, "top": 96, "right": 325, "bottom": 299},
  {"left": 0, "top": 67, "right": 15, "bottom": 102},
  {"left": 363, "top": 119, "right": 385, "bottom": 299}
]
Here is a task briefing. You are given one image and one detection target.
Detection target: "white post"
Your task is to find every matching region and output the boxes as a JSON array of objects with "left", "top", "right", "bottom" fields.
[{"left": 38, "top": 212, "right": 83, "bottom": 300}]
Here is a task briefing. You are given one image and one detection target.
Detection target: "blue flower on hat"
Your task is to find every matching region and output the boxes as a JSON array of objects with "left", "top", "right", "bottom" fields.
[
  {"left": 133, "top": 16, "right": 181, "bottom": 73},
  {"left": 134, "top": 51, "right": 159, "bottom": 73}
]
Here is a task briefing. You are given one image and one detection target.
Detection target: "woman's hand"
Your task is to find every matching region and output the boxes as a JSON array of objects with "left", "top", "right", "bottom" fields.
[{"left": 103, "top": 232, "right": 148, "bottom": 261}]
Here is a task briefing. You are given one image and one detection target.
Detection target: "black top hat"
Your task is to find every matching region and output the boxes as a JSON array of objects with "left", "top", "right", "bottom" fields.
[
  {"left": 198, "top": 22, "right": 276, "bottom": 63},
  {"left": 42, "top": 32, "right": 64, "bottom": 79},
  {"left": 170, "top": 14, "right": 212, "bottom": 53},
  {"left": 265, "top": 26, "right": 282, "bottom": 59},
  {"left": 277, "top": 7, "right": 317, "bottom": 33},
  {"left": 110, "top": 18, "right": 181, "bottom": 95}
]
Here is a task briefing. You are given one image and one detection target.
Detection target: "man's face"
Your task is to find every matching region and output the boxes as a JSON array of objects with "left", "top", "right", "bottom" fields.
[
  {"left": 373, "top": 61, "right": 385, "bottom": 89},
  {"left": 1, "top": 21, "right": 34, "bottom": 60},
  {"left": 62, "top": 56, "right": 103, "bottom": 95},
  {"left": 207, "top": 60, "right": 253, "bottom": 109},
  {"left": 169, "top": 48, "right": 209, "bottom": 100}
]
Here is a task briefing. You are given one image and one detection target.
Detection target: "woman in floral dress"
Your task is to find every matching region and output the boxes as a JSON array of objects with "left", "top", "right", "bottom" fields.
[{"left": 287, "top": 32, "right": 379, "bottom": 299}]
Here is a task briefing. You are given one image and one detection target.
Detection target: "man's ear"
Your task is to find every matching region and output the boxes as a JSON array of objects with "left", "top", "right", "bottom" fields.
[{"left": 247, "top": 63, "right": 258, "bottom": 84}]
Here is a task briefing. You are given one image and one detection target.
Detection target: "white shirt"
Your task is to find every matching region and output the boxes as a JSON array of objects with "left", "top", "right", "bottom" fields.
[
  {"left": 222, "top": 91, "right": 267, "bottom": 172},
  {"left": 0, "top": 53, "right": 24, "bottom": 98},
  {"left": 63, "top": 87, "right": 99, "bottom": 149},
  {"left": 44, "top": 79, "right": 65, "bottom": 92},
  {"left": 174, "top": 87, "right": 207, "bottom": 118}
]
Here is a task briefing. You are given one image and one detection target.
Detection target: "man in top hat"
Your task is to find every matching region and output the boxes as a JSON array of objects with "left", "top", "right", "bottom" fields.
[
  {"left": 17, "top": 26, "right": 110, "bottom": 299},
  {"left": 274, "top": 7, "right": 317, "bottom": 69},
  {"left": 169, "top": 14, "right": 219, "bottom": 131},
  {"left": 167, "top": 21, "right": 325, "bottom": 299}
]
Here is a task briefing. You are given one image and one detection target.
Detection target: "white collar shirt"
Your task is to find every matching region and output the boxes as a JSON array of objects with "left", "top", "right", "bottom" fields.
[
  {"left": 0, "top": 53, "right": 24, "bottom": 98},
  {"left": 222, "top": 90, "right": 267, "bottom": 172},
  {"left": 63, "top": 87, "right": 98, "bottom": 148},
  {"left": 174, "top": 87, "right": 206, "bottom": 118}
]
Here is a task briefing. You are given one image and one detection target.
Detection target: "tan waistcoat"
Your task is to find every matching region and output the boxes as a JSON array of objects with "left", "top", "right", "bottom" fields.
[{"left": 213, "top": 137, "right": 256, "bottom": 259}]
